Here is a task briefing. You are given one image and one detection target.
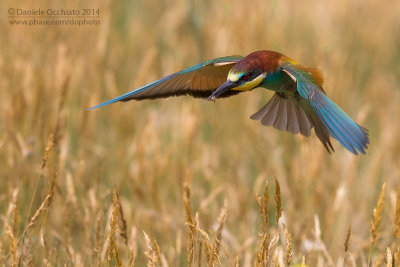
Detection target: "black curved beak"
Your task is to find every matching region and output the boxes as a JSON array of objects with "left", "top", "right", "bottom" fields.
[{"left": 207, "top": 80, "right": 237, "bottom": 101}]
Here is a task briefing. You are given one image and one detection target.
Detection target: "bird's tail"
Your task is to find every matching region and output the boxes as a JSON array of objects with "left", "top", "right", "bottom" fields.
[
  {"left": 251, "top": 94, "right": 312, "bottom": 136},
  {"left": 250, "top": 93, "right": 334, "bottom": 152}
]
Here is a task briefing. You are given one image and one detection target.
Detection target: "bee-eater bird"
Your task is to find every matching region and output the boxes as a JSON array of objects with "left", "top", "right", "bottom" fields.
[{"left": 90, "top": 50, "right": 369, "bottom": 155}]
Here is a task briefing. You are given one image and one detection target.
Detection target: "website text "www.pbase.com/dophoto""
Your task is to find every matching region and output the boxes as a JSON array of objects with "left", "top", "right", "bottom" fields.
[{"left": 9, "top": 18, "right": 100, "bottom": 26}]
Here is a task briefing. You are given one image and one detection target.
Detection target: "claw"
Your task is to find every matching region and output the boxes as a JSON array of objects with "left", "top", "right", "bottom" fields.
[{"left": 207, "top": 95, "right": 216, "bottom": 102}]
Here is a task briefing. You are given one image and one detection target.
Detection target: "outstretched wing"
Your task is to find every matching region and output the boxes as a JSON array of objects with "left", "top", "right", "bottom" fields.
[
  {"left": 281, "top": 63, "right": 369, "bottom": 155},
  {"left": 89, "top": 56, "right": 243, "bottom": 110}
]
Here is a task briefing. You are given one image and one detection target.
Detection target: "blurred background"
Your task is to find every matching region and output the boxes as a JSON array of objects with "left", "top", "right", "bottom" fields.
[{"left": 1, "top": 0, "right": 399, "bottom": 265}]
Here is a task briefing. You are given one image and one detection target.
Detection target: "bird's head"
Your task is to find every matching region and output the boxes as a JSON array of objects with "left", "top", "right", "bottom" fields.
[
  {"left": 208, "top": 61, "right": 267, "bottom": 101},
  {"left": 208, "top": 50, "right": 286, "bottom": 101}
]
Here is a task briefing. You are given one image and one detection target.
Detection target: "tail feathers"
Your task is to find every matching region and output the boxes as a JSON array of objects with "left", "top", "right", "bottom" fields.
[
  {"left": 251, "top": 93, "right": 335, "bottom": 153},
  {"left": 250, "top": 94, "right": 312, "bottom": 137}
]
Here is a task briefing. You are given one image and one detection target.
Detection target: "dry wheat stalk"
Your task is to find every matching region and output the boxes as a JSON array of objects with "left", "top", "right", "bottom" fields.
[
  {"left": 0, "top": 241, "right": 6, "bottom": 266},
  {"left": 183, "top": 180, "right": 194, "bottom": 266},
  {"left": 57, "top": 75, "right": 70, "bottom": 113},
  {"left": 193, "top": 225, "right": 220, "bottom": 266},
  {"left": 52, "top": 75, "right": 70, "bottom": 146},
  {"left": 197, "top": 241, "right": 202, "bottom": 267},
  {"left": 22, "top": 74, "right": 69, "bottom": 247},
  {"left": 19, "top": 168, "right": 58, "bottom": 262},
  {"left": 256, "top": 233, "right": 268, "bottom": 267},
  {"left": 116, "top": 190, "right": 128, "bottom": 245},
  {"left": 19, "top": 75, "right": 68, "bottom": 258},
  {"left": 387, "top": 247, "right": 393, "bottom": 267},
  {"left": 371, "top": 183, "right": 386, "bottom": 246},
  {"left": 283, "top": 224, "right": 292, "bottom": 266},
  {"left": 143, "top": 231, "right": 156, "bottom": 267},
  {"left": 108, "top": 189, "right": 121, "bottom": 267},
  {"left": 40, "top": 228, "right": 50, "bottom": 265},
  {"left": 203, "top": 243, "right": 211, "bottom": 267},
  {"left": 272, "top": 247, "right": 283, "bottom": 267},
  {"left": 256, "top": 183, "right": 271, "bottom": 267},
  {"left": 41, "top": 134, "right": 55, "bottom": 170},
  {"left": 263, "top": 182, "right": 269, "bottom": 228},
  {"left": 151, "top": 236, "right": 162, "bottom": 266},
  {"left": 395, "top": 244, "right": 400, "bottom": 267},
  {"left": 6, "top": 224, "right": 17, "bottom": 267},
  {"left": 368, "top": 182, "right": 386, "bottom": 266},
  {"left": 25, "top": 194, "right": 52, "bottom": 231},
  {"left": 40, "top": 169, "right": 57, "bottom": 229},
  {"left": 343, "top": 227, "right": 357, "bottom": 267},
  {"left": 266, "top": 232, "right": 279, "bottom": 265},
  {"left": 314, "top": 215, "right": 334, "bottom": 266},
  {"left": 66, "top": 172, "right": 77, "bottom": 210},
  {"left": 262, "top": 182, "right": 269, "bottom": 233},
  {"left": 275, "top": 180, "right": 282, "bottom": 225},
  {"left": 94, "top": 213, "right": 102, "bottom": 266},
  {"left": 195, "top": 213, "right": 201, "bottom": 267},
  {"left": 344, "top": 224, "right": 351, "bottom": 253},
  {"left": 129, "top": 251, "right": 135, "bottom": 267},
  {"left": 24, "top": 133, "right": 55, "bottom": 231},
  {"left": 214, "top": 203, "right": 227, "bottom": 257},
  {"left": 394, "top": 182, "right": 400, "bottom": 239},
  {"left": 9, "top": 189, "right": 19, "bottom": 238},
  {"left": 256, "top": 194, "right": 263, "bottom": 228},
  {"left": 12, "top": 205, "right": 18, "bottom": 238},
  {"left": 21, "top": 237, "right": 33, "bottom": 266},
  {"left": 129, "top": 226, "right": 137, "bottom": 267}
]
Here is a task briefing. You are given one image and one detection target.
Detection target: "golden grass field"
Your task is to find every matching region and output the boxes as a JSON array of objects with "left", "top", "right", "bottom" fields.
[{"left": 1, "top": 0, "right": 400, "bottom": 266}]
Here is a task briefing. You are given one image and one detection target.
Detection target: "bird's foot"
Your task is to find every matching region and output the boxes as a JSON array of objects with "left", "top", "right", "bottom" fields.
[{"left": 207, "top": 96, "right": 216, "bottom": 102}]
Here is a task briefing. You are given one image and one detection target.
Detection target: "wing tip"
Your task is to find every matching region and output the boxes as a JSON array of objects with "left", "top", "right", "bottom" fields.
[
  {"left": 309, "top": 88, "right": 370, "bottom": 155},
  {"left": 88, "top": 98, "right": 120, "bottom": 110}
]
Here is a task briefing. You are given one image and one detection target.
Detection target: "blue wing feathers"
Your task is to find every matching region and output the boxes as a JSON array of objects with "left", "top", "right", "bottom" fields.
[
  {"left": 313, "top": 98, "right": 359, "bottom": 154},
  {"left": 307, "top": 84, "right": 368, "bottom": 154},
  {"left": 282, "top": 64, "right": 369, "bottom": 154},
  {"left": 88, "top": 72, "right": 182, "bottom": 110},
  {"left": 314, "top": 90, "right": 368, "bottom": 151},
  {"left": 322, "top": 98, "right": 366, "bottom": 142},
  {"left": 310, "top": 95, "right": 355, "bottom": 153}
]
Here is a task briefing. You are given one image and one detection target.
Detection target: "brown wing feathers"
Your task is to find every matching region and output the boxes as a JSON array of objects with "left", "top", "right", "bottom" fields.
[{"left": 121, "top": 63, "right": 240, "bottom": 101}]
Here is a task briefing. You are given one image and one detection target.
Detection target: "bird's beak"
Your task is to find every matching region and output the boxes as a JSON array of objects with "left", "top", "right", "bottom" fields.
[{"left": 207, "top": 80, "right": 237, "bottom": 101}]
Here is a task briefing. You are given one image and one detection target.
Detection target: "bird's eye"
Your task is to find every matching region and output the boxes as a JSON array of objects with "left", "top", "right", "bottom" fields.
[{"left": 242, "top": 74, "right": 250, "bottom": 81}]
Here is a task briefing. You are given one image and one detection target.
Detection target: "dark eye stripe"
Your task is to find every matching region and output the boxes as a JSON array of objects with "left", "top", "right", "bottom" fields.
[
  {"left": 240, "top": 70, "right": 262, "bottom": 82},
  {"left": 241, "top": 73, "right": 251, "bottom": 81}
]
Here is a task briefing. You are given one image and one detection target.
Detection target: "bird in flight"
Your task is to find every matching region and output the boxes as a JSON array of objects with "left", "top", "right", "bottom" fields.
[{"left": 90, "top": 50, "right": 369, "bottom": 155}]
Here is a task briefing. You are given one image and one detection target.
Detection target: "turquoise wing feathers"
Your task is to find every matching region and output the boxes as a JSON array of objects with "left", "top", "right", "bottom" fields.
[
  {"left": 89, "top": 56, "right": 243, "bottom": 110},
  {"left": 281, "top": 63, "right": 369, "bottom": 155}
]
